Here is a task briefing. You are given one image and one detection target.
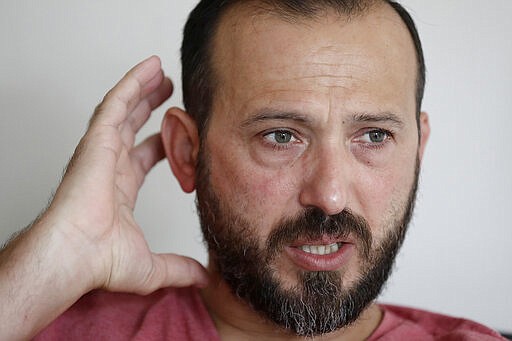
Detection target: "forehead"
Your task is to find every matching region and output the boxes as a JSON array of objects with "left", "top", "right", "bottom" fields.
[{"left": 210, "top": 2, "right": 417, "bottom": 121}]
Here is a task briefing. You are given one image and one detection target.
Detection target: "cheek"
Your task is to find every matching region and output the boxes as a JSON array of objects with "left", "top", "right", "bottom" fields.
[
  {"left": 208, "top": 140, "right": 298, "bottom": 229},
  {"left": 352, "top": 158, "right": 416, "bottom": 236}
]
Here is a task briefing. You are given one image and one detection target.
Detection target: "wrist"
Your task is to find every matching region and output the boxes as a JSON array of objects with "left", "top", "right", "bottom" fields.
[
  {"left": 35, "top": 211, "right": 102, "bottom": 294},
  {"left": 0, "top": 212, "right": 99, "bottom": 339}
]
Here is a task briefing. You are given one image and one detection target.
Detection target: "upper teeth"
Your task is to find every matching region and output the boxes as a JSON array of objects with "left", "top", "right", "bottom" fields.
[{"left": 300, "top": 243, "right": 339, "bottom": 255}]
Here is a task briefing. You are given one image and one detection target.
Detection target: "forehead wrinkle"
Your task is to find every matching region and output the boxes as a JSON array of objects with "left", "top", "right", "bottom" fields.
[
  {"left": 268, "top": 77, "right": 356, "bottom": 94},
  {"left": 213, "top": 2, "right": 418, "bottom": 129},
  {"left": 290, "top": 74, "right": 352, "bottom": 79},
  {"left": 308, "top": 58, "right": 374, "bottom": 77},
  {"left": 246, "top": 59, "right": 372, "bottom": 93},
  {"left": 237, "top": 88, "right": 325, "bottom": 114},
  {"left": 268, "top": 50, "right": 376, "bottom": 90}
]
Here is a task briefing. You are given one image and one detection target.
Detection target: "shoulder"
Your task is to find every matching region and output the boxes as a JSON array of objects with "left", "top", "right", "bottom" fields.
[
  {"left": 369, "top": 304, "right": 506, "bottom": 341},
  {"left": 34, "top": 287, "right": 219, "bottom": 341}
]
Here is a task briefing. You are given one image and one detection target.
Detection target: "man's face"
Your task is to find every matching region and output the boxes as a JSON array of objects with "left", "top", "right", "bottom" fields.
[{"left": 195, "top": 3, "right": 425, "bottom": 336}]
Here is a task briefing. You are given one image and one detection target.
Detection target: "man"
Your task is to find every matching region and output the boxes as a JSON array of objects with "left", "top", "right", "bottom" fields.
[{"left": 0, "top": 0, "right": 505, "bottom": 340}]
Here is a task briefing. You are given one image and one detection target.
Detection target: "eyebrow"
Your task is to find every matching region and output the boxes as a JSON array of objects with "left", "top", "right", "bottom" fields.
[
  {"left": 240, "top": 110, "right": 313, "bottom": 128},
  {"left": 351, "top": 112, "right": 405, "bottom": 128},
  {"left": 240, "top": 109, "right": 405, "bottom": 128}
]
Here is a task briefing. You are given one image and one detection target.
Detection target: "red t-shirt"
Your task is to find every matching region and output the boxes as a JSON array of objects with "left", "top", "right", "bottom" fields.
[{"left": 35, "top": 287, "right": 505, "bottom": 340}]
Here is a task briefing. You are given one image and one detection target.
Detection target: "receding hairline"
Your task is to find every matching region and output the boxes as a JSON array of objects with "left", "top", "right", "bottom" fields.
[
  {"left": 210, "top": 0, "right": 417, "bottom": 75},
  {"left": 181, "top": 0, "right": 425, "bottom": 138},
  {"left": 223, "top": 0, "right": 381, "bottom": 21},
  {"left": 209, "top": 0, "right": 418, "bottom": 103}
]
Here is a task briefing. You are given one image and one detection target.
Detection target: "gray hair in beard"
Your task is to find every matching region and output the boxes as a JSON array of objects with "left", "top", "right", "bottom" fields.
[{"left": 195, "top": 148, "right": 420, "bottom": 336}]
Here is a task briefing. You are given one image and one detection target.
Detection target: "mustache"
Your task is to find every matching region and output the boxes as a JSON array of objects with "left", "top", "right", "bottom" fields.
[{"left": 266, "top": 208, "right": 373, "bottom": 260}]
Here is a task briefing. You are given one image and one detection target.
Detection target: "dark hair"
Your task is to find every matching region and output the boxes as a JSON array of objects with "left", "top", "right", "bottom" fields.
[{"left": 181, "top": 0, "right": 425, "bottom": 137}]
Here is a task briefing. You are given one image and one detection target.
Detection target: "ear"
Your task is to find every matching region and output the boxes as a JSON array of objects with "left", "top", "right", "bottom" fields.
[
  {"left": 161, "top": 107, "right": 199, "bottom": 193},
  {"left": 418, "top": 111, "right": 430, "bottom": 162}
]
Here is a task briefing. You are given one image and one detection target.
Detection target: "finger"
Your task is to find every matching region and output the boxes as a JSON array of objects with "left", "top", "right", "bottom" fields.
[
  {"left": 91, "top": 56, "right": 163, "bottom": 129},
  {"left": 148, "top": 254, "right": 209, "bottom": 290},
  {"left": 118, "top": 77, "right": 173, "bottom": 148},
  {"left": 128, "top": 77, "right": 173, "bottom": 134},
  {"left": 130, "top": 133, "right": 166, "bottom": 187}
]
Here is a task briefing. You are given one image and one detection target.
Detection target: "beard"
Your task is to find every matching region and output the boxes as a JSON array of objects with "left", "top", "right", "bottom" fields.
[{"left": 195, "top": 148, "right": 420, "bottom": 337}]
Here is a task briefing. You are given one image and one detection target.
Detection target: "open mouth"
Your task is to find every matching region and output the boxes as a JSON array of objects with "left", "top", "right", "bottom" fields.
[
  {"left": 298, "top": 242, "right": 343, "bottom": 255},
  {"left": 285, "top": 238, "right": 354, "bottom": 272}
]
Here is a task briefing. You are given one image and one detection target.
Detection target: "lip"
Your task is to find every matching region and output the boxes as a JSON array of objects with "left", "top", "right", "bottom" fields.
[
  {"left": 289, "top": 235, "right": 356, "bottom": 248},
  {"left": 284, "top": 241, "right": 355, "bottom": 272}
]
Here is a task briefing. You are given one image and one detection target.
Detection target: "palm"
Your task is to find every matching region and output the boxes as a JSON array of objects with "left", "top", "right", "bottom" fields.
[{"left": 50, "top": 56, "right": 207, "bottom": 293}]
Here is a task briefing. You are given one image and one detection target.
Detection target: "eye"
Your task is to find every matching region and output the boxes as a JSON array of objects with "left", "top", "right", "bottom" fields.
[
  {"left": 260, "top": 129, "right": 302, "bottom": 152},
  {"left": 254, "top": 128, "right": 305, "bottom": 165},
  {"left": 367, "top": 130, "right": 387, "bottom": 143},
  {"left": 357, "top": 129, "right": 391, "bottom": 144},
  {"left": 264, "top": 130, "right": 296, "bottom": 144}
]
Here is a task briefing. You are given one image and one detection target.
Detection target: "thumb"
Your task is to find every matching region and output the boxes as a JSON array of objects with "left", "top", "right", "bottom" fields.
[{"left": 140, "top": 253, "right": 209, "bottom": 294}]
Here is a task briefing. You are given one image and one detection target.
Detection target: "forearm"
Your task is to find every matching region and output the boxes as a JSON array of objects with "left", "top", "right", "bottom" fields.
[{"left": 0, "top": 214, "right": 94, "bottom": 340}]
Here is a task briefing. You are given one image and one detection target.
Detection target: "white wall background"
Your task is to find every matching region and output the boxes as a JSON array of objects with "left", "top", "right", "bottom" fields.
[{"left": 1, "top": 0, "right": 510, "bottom": 333}]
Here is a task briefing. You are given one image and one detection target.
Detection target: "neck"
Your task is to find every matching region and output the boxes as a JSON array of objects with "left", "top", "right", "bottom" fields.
[{"left": 200, "top": 264, "right": 383, "bottom": 341}]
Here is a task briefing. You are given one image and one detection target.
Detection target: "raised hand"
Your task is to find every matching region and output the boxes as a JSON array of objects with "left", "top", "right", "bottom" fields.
[
  {"left": 49, "top": 56, "right": 209, "bottom": 293},
  {"left": 0, "top": 56, "right": 208, "bottom": 340}
]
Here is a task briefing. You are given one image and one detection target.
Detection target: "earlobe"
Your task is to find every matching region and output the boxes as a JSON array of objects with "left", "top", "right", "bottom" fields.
[
  {"left": 161, "top": 107, "right": 199, "bottom": 193},
  {"left": 418, "top": 111, "right": 430, "bottom": 162}
]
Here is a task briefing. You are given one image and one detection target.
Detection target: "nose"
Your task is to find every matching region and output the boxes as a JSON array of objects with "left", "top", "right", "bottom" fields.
[{"left": 298, "top": 147, "right": 348, "bottom": 216}]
